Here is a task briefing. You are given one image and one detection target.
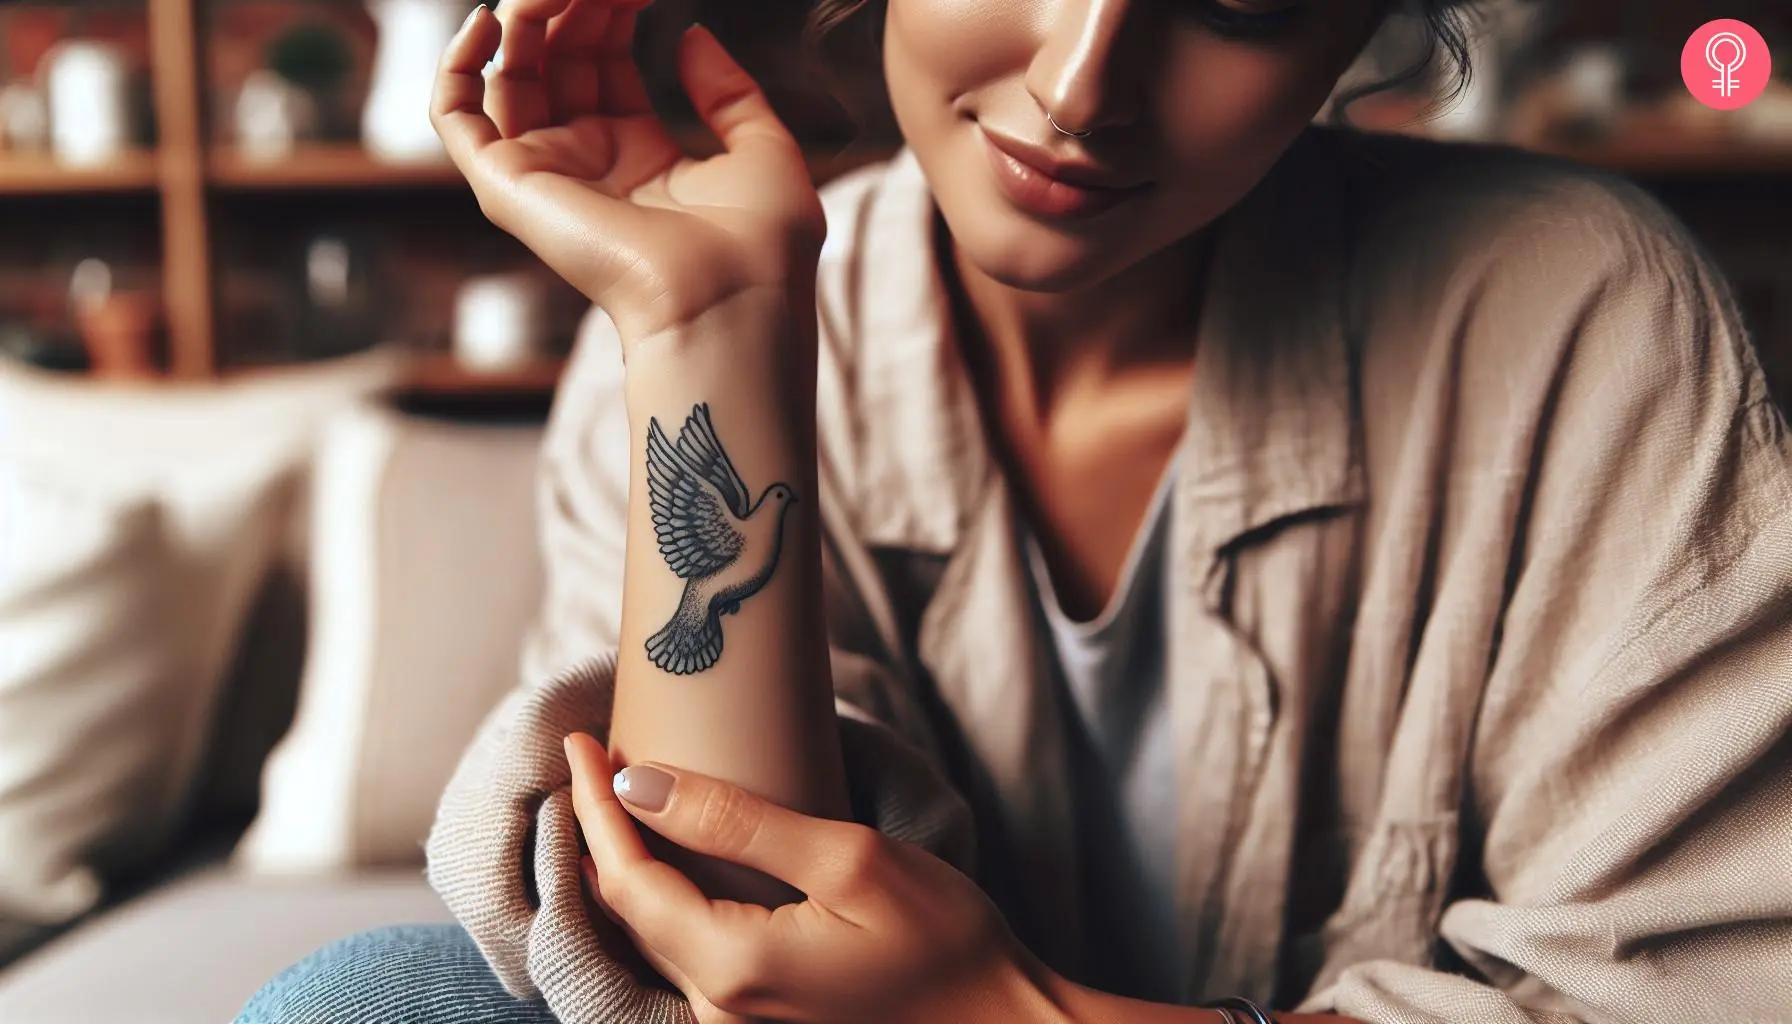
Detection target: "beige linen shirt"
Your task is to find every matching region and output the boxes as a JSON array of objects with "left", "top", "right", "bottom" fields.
[{"left": 427, "top": 127, "right": 1792, "bottom": 1024}]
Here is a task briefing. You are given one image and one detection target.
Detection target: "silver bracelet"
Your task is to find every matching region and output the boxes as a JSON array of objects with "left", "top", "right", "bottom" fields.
[{"left": 1201, "top": 996, "right": 1274, "bottom": 1024}]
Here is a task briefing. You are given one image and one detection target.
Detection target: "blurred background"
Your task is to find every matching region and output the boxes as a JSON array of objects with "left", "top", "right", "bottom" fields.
[
  {"left": 0, "top": 0, "right": 1785, "bottom": 405},
  {"left": 0, "top": 2, "right": 1789, "bottom": 1019}
]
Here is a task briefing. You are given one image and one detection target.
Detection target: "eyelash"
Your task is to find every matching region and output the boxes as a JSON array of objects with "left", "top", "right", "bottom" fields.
[{"left": 1186, "top": 0, "right": 1305, "bottom": 38}]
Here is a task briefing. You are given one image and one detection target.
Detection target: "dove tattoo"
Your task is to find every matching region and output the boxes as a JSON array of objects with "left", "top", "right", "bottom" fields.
[{"left": 644, "top": 403, "right": 799, "bottom": 675}]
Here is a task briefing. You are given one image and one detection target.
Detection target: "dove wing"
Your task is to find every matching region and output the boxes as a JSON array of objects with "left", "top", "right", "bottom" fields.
[
  {"left": 647, "top": 417, "right": 745, "bottom": 580},
  {"left": 673, "top": 404, "right": 752, "bottom": 519}
]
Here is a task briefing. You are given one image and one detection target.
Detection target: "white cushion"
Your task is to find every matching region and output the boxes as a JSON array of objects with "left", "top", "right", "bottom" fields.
[
  {"left": 0, "top": 353, "right": 401, "bottom": 923},
  {"left": 236, "top": 406, "right": 544, "bottom": 872},
  {"left": 0, "top": 463, "right": 172, "bottom": 921},
  {"left": 0, "top": 865, "right": 451, "bottom": 1024}
]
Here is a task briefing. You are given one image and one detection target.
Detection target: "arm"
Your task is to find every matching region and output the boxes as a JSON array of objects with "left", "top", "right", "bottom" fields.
[
  {"left": 424, "top": 4, "right": 972, "bottom": 1018},
  {"left": 608, "top": 282, "right": 852, "bottom": 903}
]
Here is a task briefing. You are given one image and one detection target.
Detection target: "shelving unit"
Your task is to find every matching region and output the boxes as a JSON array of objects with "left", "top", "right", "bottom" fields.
[
  {"left": 9, "top": 124, "right": 1787, "bottom": 397},
  {"left": 1531, "top": 136, "right": 1792, "bottom": 177}
]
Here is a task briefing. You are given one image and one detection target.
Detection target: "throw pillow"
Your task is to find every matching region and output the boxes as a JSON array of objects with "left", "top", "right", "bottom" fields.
[
  {"left": 0, "top": 460, "right": 173, "bottom": 922},
  {"left": 236, "top": 405, "right": 544, "bottom": 872},
  {"left": 0, "top": 352, "right": 401, "bottom": 922}
]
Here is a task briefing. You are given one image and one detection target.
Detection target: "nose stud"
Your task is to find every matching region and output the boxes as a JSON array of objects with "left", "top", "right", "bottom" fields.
[{"left": 1047, "top": 113, "right": 1092, "bottom": 138}]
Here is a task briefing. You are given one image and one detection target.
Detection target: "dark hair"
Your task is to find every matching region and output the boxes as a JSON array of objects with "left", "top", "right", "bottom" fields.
[{"left": 801, "top": 0, "right": 1494, "bottom": 129}]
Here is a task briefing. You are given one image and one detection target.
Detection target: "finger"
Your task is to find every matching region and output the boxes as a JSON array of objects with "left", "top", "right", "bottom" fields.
[
  {"left": 583, "top": 855, "right": 702, "bottom": 996},
  {"left": 579, "top": 855, "right": 626, "bottom": 932},
  {"left": 565, "top": 734, "right": 769, "bottom": 968},
  {"left": 677, "top": 24, "right": 798, "bottom": 156},
  {"left": 544, "top": 0, "right": 652, "bottom": 119},
  {"left": 487, "top": 0, "right": 573, "bottom": 136},
  {"left": 542, "top": 0, "right": 610, "bottom": 120},
  {"left": 612, "top": 762, "right": 877, "bottom": 898},
  {"left": 431, "top": 5, "right": 503, "bottom": 167},
  {"left": 596, "top": 7, "right": 654, "bottom": 117}
]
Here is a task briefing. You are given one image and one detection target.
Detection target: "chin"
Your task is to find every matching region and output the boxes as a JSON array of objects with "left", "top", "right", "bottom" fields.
[
  {"left": 964, "top": 241, "right": 1123, "bottom": 293},
  {"left": 939, "top": 192, "right": 1140, "bottom": 294}
]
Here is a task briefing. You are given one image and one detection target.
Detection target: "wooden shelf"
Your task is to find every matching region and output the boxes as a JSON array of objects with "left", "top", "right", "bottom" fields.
[
  {"left": 206, "top": 139, "right": 898, "bottom": 191},
  {"left": 208, "top": 144, "right": 468, "bottom": 190},
  {"left": 0, "top": 150, "right": 161, "bottom": 194},
  {"left": 399, "top": 354, "right": 567, "bottom": 397},
  {"left": 1529, "top": 135, "right": 1792, "bottom": 177}
]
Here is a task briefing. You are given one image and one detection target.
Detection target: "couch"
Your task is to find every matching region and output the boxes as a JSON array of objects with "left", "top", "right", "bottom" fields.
[{"left": 0, "top": 352, "right": 551, "bottom": 1022}]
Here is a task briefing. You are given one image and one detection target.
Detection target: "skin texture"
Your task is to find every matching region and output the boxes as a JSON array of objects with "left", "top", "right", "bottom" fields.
[{"left": 434, "top": 0, "right": 1391, "bottom": 1017}]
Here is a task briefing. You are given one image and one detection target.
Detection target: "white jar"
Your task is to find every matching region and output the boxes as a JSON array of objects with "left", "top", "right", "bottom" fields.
[
  {"left": 42, "top": 41, "right": 132, "bottom": 165},
  {"left": 453, "top": 273, "right": 549, "bottom": 372}
]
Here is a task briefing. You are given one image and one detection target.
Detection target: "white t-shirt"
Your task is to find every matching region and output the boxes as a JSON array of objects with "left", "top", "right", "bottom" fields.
[{"left": 1023, "top": 475, "right": 1186, "bottom": 1003}]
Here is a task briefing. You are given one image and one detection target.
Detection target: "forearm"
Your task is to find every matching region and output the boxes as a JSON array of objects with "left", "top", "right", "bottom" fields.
[{"left": 606, "top": 284, "right": 850, "bottom": 901}]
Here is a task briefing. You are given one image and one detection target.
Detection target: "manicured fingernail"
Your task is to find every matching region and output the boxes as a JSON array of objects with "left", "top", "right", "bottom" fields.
[
  {"left": 462, "top": 4, "right": 482, "bottom": 29},
  {"left": 613, "top": 765, "right": 673, "bottom": 812}
]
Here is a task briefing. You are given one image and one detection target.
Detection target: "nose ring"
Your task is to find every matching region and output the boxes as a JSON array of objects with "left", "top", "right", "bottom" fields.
[{"left": 1047, "top": 113, "right": 1092, "bottom": 138}]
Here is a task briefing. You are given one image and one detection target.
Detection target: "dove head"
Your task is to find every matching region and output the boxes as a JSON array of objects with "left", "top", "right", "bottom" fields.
[{"left": 757, "top": 483, "right": 799, "bottom": 516}]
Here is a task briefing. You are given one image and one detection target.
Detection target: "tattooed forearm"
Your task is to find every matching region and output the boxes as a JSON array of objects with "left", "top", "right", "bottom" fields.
[{"left": 642, "top": 403, "right": 798, "bottom": 675}]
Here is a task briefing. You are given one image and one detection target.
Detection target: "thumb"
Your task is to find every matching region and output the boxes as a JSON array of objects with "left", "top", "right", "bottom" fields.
[
  {"left": 614, "top": 763, "right": 870, "bottom": 897},
  {"left": 676, "top": 24, "right": 798, "bottom": 156}
]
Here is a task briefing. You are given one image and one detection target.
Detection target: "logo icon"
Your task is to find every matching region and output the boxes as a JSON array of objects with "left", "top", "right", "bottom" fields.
[{"left": 1682, "top": 19, "right": 1771, "bottom": 110}]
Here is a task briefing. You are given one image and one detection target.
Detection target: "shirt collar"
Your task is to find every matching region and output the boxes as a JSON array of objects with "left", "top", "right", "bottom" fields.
[{"left": 850, "top": 128, "right": 1363, "bottom": 556}]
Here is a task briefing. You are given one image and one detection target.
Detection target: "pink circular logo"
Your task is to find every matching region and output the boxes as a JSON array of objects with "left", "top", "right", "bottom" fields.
[{"left": 1682, "top": 19, "right": 1772, "bottom": 110}]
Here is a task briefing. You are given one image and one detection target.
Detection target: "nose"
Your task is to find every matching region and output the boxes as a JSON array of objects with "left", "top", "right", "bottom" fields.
[{"left": 1025, "top": 0, "right": 1146, "bottom": 137}]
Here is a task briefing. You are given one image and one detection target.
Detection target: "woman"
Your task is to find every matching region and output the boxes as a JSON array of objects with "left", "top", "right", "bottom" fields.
[{"left": 241, "top": 0, "right": 1792, "bottom": 1021}]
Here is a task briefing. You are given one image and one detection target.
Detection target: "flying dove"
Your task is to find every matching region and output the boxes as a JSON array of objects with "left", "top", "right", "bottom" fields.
[{"left": 644, "top": 403, "right": 798, "bottom": 675}]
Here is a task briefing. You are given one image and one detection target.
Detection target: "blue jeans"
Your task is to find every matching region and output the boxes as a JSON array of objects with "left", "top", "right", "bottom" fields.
[{"left": 237, "top": 924, "right": 562, "bottom": 1023}]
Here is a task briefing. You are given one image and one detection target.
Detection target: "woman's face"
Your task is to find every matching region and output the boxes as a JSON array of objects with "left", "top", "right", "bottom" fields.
[{"left": 882, "top": 0, "right": 1387, "bottom": 291}]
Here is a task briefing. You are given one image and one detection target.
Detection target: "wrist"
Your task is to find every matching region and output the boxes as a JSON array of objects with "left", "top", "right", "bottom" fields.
[
  {"left": 621, "top": 281, "right": 817, "bottom": 440},
  {"left": 622, "top": 280, "right": 816, "bottom": 382},
  {"left": 972, "top": 945, "right": 1078, "bottom": 1024}
]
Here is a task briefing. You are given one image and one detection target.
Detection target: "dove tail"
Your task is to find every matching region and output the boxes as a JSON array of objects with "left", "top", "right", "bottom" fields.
[{"left": 646, "top": 585, "right": 724, "bottom": 675}]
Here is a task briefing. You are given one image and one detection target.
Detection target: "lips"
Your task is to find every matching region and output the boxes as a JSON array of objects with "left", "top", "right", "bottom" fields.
[{"left": 979, "top": 127, "right": 1149, "bottom": 221}]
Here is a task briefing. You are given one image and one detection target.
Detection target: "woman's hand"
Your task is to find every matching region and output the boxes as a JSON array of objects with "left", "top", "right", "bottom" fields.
[
  {"left": 564, "top": 733, "right": 1064, "bottom": 1024},
  {"left": 431, "top": 0, "right": 825, "bottom": 341}
]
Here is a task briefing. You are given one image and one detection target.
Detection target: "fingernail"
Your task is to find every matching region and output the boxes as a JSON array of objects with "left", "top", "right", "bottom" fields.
[
  {"left": 563, "top": 734, "right": 583, "bottom": 773},
  {"left": 613, "top": 765, "right": 673, "bottom": 812},
  {"left": 484, "top": 44, "right": 504, "bottom": 75},
  {"left": 462, "top": 3, "right": 482, "bottom": 29}
]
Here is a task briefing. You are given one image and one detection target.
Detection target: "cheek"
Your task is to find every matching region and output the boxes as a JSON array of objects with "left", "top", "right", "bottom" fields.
[
  {"left": 1146, "top": 38, "right": 1353, "bottom": 208},
  {"left": 884, "top": 0, "right": 1031, "bottom": 119}
]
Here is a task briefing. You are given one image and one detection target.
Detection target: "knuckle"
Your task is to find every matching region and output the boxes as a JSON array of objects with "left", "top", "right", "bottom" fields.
[
  {"left": 827, "top": 828, "right": 887, "bottom": 893},
  {"left": 699, "top": 944, "right": 768, "bottom": 1013},
  {"left": 593, "top": 865, "right": 630, "bottom": 914},
  {"left": 691, "top": 783, "right": 764, "bottom": 860}
]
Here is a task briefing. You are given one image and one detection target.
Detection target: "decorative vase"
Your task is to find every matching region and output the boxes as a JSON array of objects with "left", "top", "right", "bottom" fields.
[{"left": 361, "top": 0, "right": 473, "bottom": 162}]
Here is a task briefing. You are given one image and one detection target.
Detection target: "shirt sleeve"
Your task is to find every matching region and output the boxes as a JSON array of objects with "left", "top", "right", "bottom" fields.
[
  {"left": 424, "top": 308, "right": 975, "bottom": 1024},
  {"left": 1314, "top": 174, "right": 1792, "bottom": 1023}
]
